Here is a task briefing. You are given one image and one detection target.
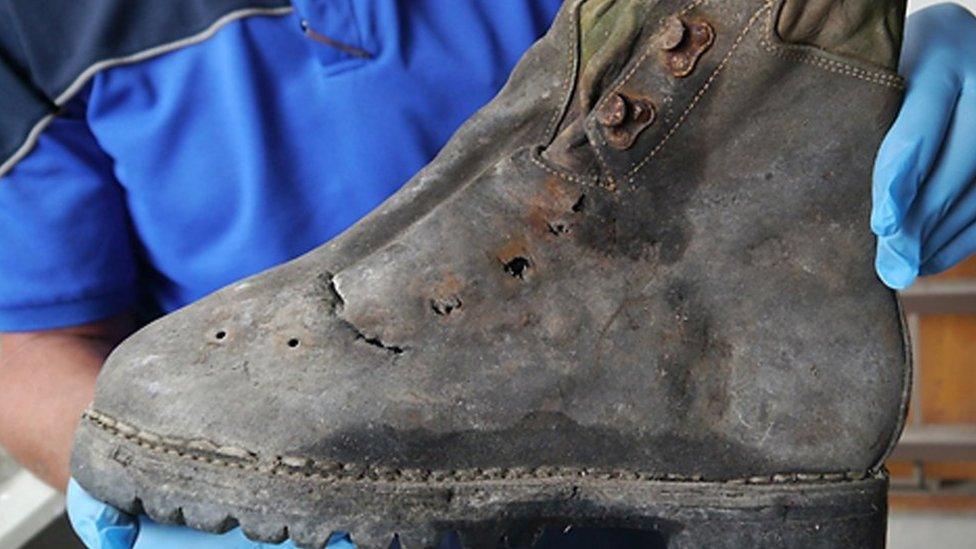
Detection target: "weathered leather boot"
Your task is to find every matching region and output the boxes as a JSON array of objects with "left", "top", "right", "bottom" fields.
[{"left": 72, "top": 0, "right": 911, "bottom": 547}]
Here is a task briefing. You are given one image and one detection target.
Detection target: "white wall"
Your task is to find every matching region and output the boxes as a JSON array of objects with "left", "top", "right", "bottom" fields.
[{"left": 889, "top": 512, "right": 976, "bottom": 549}]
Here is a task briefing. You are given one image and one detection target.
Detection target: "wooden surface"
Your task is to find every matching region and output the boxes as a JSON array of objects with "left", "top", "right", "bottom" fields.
[
  {"left": 918, "top": 315, "right": 976, "bottom": 424},
  {"left": 931, "top": 257, "right": 976, "bottom": 280}
]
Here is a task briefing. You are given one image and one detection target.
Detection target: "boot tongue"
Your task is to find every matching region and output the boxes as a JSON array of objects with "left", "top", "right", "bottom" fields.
[
  {"left": 545, "top": 0, "right": 648, "bottom": 177},
  {"left": 777, "top": 0, "right": 907, "bottom": 70},
  {"left": 577, "top": 0, "right": 646, "bottom": 112}
]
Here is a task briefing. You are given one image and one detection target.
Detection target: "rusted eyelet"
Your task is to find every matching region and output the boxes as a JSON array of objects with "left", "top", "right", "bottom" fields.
[
  {"left": 658, "top": 16, "right": 687, "bottom": 51},
  {"left": 596, "top": 93, "right": 628, "bottom": 128},
  {"left": 663, "top": 17, "right": 715, "bottom": 78},
  {"left": 598, "top": 94, "right": 657, "bottom": 150}
]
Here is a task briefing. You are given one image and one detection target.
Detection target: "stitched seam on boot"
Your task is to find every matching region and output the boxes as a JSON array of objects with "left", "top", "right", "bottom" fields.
[
  {"left": 83, "top": 409, "right": 874, "bottom": 485},
  {"left": 614, "top": 1, "right": 773, "bottom": 184},
  {"left": 529, "top": 147, "right": 596, "bottom": 186},
  {"left": 543, "top": 0, "right": 586, "bottom": 144},
  {"left": 590, "top": 128, "right": 620, "bottom": 189},
  {"left": 596, "top": 0, "right": 712, "bottom": 99},
  {"left": 532, "top": 1, "right": 600, "bottom": 186},
  {"left": 585, "top": 0, "right": 714, "bottom": 187},
  {"left": 872, "top": 294, "right": 914, "bottom": 472},
  {"left": 541, "top": 0, "right": 713, "bottom": 188},
  {"left": 762, "top": 47, "right": 905, "bottom": 89},
  {"left": 761, "top": 1, "right": 905, "bottom": 90}
]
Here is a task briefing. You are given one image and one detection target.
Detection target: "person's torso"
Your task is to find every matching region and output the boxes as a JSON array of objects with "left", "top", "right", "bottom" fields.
[{"left": 82, "top": 0, "right": 561, "bottom": 312}]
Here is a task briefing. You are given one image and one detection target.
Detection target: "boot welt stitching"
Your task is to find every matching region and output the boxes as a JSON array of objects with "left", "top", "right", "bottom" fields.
[{"left": 83, "top": 410, "right": 875, "bottom": 486}]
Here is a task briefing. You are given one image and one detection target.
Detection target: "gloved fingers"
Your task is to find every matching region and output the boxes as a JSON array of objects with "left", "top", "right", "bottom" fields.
[
  {"left": 881, "top": 156, "right": 976, "bottom": 287},
  {"left": 916, "top": 87, "right": 976, "bottom": 243},
  {"left": 133, "top": 516, "right": 352, "bottom": 549},
  {"left": 871, "top": 66, "right": 959, "bottom": 237},
  {"left": 919, "top": 158, "right": 976, "bottom": 276},
  {"left": 328, "top": 532, "right": 356, "bottom": 549},
  {"left": 920, "top": 218, "right": 976, "bottom": 276},
  {"left": 136, "top": 518, "right": 292, "bottom": 549},
  {"left": 919, "top": 127, "right": 976, "bottom": 266},
  {"left": 66, "top": 479, "right": 139, "bottom": 549},
  {"left": 876, "top": 232, "right": 921, "bottom": 289},
  {"left": 875, "top": 169, "right": 933, "bottom": 290},
  {"left": 899, "top": 3, "right": 973, "bottom": 72}
]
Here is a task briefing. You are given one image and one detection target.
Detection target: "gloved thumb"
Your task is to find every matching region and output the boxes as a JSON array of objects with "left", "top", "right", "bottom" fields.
[{"left": 67, "top": 479, "right": 139, "bottom": 549}]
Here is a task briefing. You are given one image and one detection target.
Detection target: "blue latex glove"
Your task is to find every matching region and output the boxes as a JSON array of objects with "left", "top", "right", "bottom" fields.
[
  {"left": 67, "top": 479, "right": 355, "bottom": 549},
  {"left": 873, "top": 3, "right": 976, "bottom": 289}
]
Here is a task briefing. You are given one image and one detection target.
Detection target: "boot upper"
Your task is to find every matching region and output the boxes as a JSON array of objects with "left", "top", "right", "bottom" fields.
[{"left": 79, "top": 0, "right": 911, "bottom": 483}]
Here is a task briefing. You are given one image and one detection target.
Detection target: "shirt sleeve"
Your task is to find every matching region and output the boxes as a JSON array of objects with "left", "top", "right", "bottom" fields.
[{"left": 0, "top": 102, "right": 138, "bottom": 331}]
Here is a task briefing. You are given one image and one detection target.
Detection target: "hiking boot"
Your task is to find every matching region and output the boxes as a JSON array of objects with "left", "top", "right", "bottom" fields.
[{"left": 72, "top": 0, "right": 911, "bottom": 547}]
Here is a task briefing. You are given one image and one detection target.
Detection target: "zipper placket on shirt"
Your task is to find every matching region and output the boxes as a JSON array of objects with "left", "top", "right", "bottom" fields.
[{"left": 299, "top": 18, "right": 373, "bottom": 60}]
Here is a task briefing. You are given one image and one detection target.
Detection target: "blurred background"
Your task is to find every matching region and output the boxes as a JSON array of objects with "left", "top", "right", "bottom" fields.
[
  {"left": 2, "top": 0, "right": 976, "bottom": 547},
  {"left": 886, "top": 254, "right": 976, "bottom": 548}
]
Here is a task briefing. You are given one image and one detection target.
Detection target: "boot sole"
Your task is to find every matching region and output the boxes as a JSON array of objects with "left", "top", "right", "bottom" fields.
[{"left": 73, "top": 411, "right": 888, "bottom": 548}]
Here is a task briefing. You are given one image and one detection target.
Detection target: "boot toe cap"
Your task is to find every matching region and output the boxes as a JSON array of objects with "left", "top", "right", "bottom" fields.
[{"left": 87, "top": 261, "right": 360, "bottom": 462}]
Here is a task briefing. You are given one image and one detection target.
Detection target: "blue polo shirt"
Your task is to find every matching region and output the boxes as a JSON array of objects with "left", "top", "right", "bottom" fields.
[{"left": 0, "top": 0, "right": 562, "bottom": 331}]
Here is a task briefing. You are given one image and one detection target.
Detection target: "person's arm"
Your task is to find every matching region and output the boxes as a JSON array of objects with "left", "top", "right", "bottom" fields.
[{"left": 0, "top": 314, "right": 134, "bottom": 490}]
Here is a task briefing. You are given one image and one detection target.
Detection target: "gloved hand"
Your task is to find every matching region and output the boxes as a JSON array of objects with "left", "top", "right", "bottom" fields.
[
  {"left": 67, "top": 479, "right": 355, "bottom": 549},
  {"left": 872, "top": 3, "right": 976, "bottom": 289}
]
